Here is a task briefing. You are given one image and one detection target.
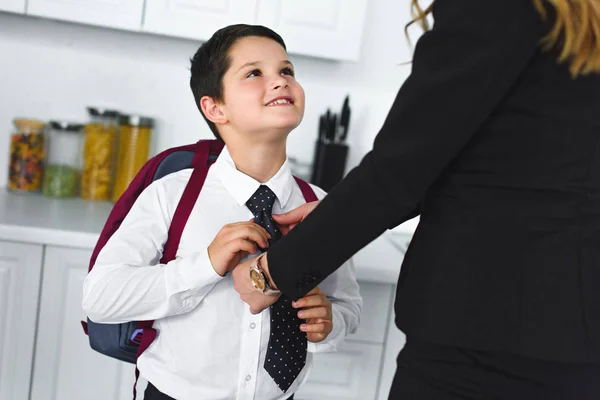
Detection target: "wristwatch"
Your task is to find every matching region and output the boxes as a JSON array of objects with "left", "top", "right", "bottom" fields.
[{"left": 249, "top": 253, "right": 281, "bottom": 296}]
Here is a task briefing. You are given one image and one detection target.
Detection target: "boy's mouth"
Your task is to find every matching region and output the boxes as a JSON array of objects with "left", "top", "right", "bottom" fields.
[{"left": 265, "top": 96, "right": 294, "bottom": 106}]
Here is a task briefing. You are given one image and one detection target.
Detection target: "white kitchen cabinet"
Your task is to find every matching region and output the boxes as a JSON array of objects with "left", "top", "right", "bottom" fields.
[
  {"left": 295, "top": 282, "right": 394, "bottom": 400},
  {"left": 0, "top": 241, "right": 43, "bottom": 400},
  {"left": 142, "top": 0, "right": 258, "bottom": 42},
  {"left": 30, "top": 245, "right": 135, "bottom": 400},
  {"left": 296, "top": 341, "right": 383, "bottom": 400},
  {"left": 0, "top": 0, "right": 26, "bottom": 14},
  {"left": 26, "top": 0, "right": 145, "bottom": 31},
  {"left": 256, "top": 0, "right": 368, "bottom": 61},
  {"left": 377, "top": 304, "right": 406, "bottom": 400},
  {"left": 349, "top": 282, "right": 394, "bottom": 344}
]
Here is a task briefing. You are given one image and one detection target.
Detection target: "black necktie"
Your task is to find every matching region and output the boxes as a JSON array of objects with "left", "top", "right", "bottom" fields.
[{"left": 246, "top": 185, "right": 307, "bottom": 392}]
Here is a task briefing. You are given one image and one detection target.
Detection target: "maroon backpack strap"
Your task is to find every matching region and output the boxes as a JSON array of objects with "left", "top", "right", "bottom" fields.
[
  {"left": 132, "top": 140, "right": 219, "bottom": 399},
  {"left": 294, "top": 176, "right": 319, "bottom": 202},
  {"left": 162, "top": 139, "right": 214, "bottom": 262},
  {"left": 191, "top": 138, "right": 223, "bottom": 168}
]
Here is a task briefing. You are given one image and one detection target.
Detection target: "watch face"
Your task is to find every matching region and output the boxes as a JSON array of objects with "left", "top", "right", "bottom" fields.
[{"left": 250, "top": 268, "right": 266, "bottom": 291}]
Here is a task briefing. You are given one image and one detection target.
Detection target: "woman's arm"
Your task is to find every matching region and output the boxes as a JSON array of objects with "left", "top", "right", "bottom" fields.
[{"left": 266, "top": 0, "right": 546, "bottom": 301}]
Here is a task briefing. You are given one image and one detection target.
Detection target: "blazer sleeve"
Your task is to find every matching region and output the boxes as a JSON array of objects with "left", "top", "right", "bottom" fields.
[{"left": 268, "top": 0, "right": 546, "bottom": 300}]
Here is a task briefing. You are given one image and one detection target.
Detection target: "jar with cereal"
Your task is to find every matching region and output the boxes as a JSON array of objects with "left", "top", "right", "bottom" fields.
[
  {"left": 81, "top": 107, "right": 119, "bottom": 201},
  {"left": 43, "top": 121, "right": 84, "bottom": 198},
  {"left": 112, "top": 114, "right": 154, "bottom": 202},
  {"left": 8, "top": 118, "right": 46, "bottom": 193}
]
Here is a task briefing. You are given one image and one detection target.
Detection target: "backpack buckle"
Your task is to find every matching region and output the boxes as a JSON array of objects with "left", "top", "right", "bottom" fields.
[{"left": 130, "top": 328, "right": 144, "bottom": 345}]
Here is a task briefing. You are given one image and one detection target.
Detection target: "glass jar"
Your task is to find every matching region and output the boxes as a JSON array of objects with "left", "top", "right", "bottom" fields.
[
  {"left": 8, "top": 118, "right": 46, "bottom": 193},
  {"left": 81, "top": 107, "right": 119, "bottom": 201},
  {"left": 43, "top": 121, "right": 84, "bottom": 198},
  {"left": 112, "top": 114, "right": 154, "bottom": 202}
]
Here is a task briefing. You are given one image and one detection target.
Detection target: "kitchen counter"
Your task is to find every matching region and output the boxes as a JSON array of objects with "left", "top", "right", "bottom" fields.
[
  {"left": 0, "top": 189, "right": 114, "bottom": 249},
  {"left": 0, "top": 189, "right": 416, "bottom": 283}
]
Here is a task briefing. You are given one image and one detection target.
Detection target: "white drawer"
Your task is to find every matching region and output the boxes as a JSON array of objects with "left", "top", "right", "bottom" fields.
[
  {"left": 296, "top": 341, "right": 384, "bottom": 400},
  {"left": 348, "top": 282, "right": 394, "bottom": 344}
]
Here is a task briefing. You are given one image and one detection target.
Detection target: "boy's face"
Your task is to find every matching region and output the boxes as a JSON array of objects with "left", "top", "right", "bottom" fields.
[{"left": 218, "top": 36, "right": 305, "bottom": 139}]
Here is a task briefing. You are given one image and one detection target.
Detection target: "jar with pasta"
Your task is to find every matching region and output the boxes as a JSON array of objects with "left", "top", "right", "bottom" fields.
[
  {"left": 81, "top": 108, "right": 119, "bottom": 201},
  {"left": 43, "top": 121, "right": 84, "bottom": 198},
  {"left": 112, "top": 114, "right": 154, "bottom": 202},
  {"left": 8, "top": 118, "right": 46, "bottom": 193}
]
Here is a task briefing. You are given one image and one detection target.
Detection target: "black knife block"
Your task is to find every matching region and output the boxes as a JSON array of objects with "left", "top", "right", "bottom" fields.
[{"left": 310, "top": 140, "right": 348, "bottom": 192}]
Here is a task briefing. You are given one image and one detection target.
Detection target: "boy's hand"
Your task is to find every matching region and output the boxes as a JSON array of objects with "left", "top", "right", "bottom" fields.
[
  {"left": 208, "top": 221, "right": 271, "bottom": 276},
  {"left": 293, "top": 287, "right": 333, "bottom": 343}
]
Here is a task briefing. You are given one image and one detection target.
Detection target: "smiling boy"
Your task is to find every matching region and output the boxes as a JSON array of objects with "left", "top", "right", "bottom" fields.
[{"left": 83, "top": 25, "right": 361, "bottom": 400}]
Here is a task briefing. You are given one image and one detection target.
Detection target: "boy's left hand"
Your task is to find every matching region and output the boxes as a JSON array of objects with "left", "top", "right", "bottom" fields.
[{"left": 292, "top": 287, "right": 333, "bottom": 343}]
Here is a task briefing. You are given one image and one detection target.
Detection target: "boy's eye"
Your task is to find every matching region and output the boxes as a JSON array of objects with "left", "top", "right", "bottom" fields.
[
  {"left": 281, "top": 67, "right": 295, "bottom": 77},
  {"left": 246, "top": 69, "right": 261, "bottom": 78}
]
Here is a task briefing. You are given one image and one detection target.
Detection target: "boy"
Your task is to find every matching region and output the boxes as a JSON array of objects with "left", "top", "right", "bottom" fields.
[{"left": 83, "top": 24, "right": 361, "bottom": 400}]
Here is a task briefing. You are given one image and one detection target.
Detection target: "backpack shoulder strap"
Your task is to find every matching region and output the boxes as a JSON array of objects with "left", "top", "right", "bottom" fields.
[
  {"left": 293, "top": 176, "right": 319, "bottom": 202},
  {"left": 161, "top": 139, "right": 220, "bottom": 262}
]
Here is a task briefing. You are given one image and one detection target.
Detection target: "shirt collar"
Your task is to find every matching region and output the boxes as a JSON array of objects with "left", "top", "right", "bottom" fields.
[{"left": 212, "top": 146, "right": 295, "bottom": 209}]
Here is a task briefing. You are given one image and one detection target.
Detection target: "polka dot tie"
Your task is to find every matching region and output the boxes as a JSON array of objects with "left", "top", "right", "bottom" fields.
[{"left": 246, "top": 185, "right": 307, "bottom": 393}]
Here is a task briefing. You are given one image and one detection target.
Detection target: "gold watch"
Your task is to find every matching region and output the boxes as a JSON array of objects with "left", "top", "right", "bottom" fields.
[{"left": 249, "top": 253, "right": 281, "bottom": 296}]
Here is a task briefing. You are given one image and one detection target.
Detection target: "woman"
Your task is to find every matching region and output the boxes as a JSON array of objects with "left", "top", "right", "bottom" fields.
[{"left": 232, "top": 0, "right": 600, "bottom": 398}]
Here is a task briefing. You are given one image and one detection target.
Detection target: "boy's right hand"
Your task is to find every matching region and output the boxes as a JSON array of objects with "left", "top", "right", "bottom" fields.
[{"left": 208, "top": 221, "right": 271, "bottom": 277}]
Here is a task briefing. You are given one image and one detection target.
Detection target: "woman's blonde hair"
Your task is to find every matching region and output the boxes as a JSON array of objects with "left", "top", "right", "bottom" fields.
[{"left": 407, "top": 0, "right": 600, "bottom": 76}]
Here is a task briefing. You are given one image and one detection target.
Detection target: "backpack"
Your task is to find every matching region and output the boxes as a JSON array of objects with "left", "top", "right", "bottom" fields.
[{"left": 80, "top": 139, "right": 318, "bottom": 397}]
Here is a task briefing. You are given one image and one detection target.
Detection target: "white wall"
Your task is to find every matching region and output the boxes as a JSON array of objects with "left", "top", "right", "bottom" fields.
[{"left": 0, "top": 0, "right": 420, "bottom": 189}]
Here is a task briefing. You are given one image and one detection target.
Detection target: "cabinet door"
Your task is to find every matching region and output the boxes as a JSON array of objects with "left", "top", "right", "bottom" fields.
[
  {"left": 295, "top": 341, "right": 383, "bottom": 400},
  {"left": 0, "top": 0, "right": 26, "bottom": 13},
  {"left": 30, "top": 246, "right": 136, "bottom": 400},
  {"left": 377, "top": 299, "right": 407, "bottom": 400},
  {"left": 142, "top": 0, "right": 258, "bottom": 41},
  {"left": 256, "top": 0, "right": 368, "bottom": 61},
  {"left": 26, "top": 0, "right": 145, "bottom": 31},
  {"left": 349, "top": 282, "right": 393, "bottom": 344},
  {"left": 0, "top": 241, "right": 43, "bottom": 400}
]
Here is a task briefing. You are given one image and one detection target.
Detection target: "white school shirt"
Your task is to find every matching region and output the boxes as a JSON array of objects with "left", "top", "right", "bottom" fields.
[{"left": 82, "top": 146, "right": 362, "bottom": 400}]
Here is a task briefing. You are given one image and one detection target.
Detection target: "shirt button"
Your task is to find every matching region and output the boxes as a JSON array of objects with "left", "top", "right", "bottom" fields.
[
  {"left": 250, "top": 323, "right": 256, "bottom": 329},
  {"left": 245, "top": 375, "right": 252, "bottom": 381}
]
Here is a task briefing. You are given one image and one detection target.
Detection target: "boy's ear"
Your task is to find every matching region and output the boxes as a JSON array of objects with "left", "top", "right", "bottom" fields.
[{"left": 200, "top": 96, "right": 227, "bottom": 124}]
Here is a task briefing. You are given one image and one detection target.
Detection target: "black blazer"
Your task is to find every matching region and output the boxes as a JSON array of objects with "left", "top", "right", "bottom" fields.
[{"left": 269, "top": 0, "right": 600, "bottom": 362}]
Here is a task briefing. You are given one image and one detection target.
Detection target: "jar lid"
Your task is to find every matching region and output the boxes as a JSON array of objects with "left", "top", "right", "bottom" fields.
[
  {"left": 119, "top": 114, "right": 155, "bottom": 128},
  {"left": 49, "top": 121, "right": 84, "bottom": 132},
  {"left": 87, "top": 107, "right": 120, "bottom": 119},
  {"left": 13, "top": 118, "right": 46, "bottom": 131}
]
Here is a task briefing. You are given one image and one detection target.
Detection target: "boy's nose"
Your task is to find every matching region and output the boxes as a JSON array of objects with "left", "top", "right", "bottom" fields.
[{"left": 271, "top": 76, "right": 288, "bottom": 90}]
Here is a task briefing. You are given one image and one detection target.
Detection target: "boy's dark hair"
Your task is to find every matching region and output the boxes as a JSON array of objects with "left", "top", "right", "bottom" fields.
[{"left": 190, "top": 24, "right": 287, "bottom": 142}]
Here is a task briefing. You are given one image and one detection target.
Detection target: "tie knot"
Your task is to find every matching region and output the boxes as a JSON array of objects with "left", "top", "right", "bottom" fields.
[{"left": 246, "top": 185, "right": 277, "bottom": 215}]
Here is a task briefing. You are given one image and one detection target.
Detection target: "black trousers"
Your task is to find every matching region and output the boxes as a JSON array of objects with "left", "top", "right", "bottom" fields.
[
  {"left": 387, "top": 338, "right": 600, "bottom": 400},
  {"left": 144, "top": 382, "right": 294, "bottom": 399},
  {"left": 144, "top": 383, "right": 174, "bottom": 400}
]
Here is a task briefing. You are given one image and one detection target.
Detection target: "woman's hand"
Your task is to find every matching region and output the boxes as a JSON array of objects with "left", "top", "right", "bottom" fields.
[{"left": 272, "top": 200, "right": 320, "bottom": 235}]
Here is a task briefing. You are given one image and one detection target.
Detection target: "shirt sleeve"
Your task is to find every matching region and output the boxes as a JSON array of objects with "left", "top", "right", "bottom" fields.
[
  {"left": 82, "top": 177, "right": 224, "bottom": 323},
  {"left": 268, "top": 0, "right": 545, "bottom": 300}
]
